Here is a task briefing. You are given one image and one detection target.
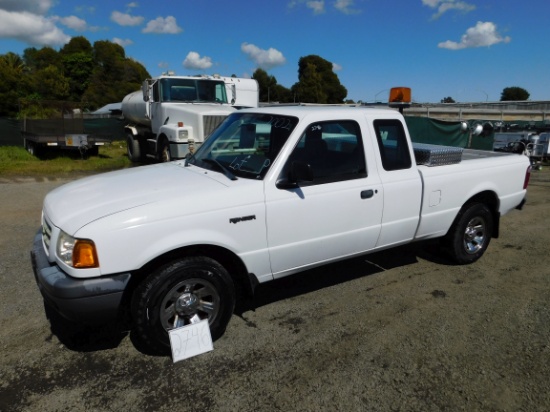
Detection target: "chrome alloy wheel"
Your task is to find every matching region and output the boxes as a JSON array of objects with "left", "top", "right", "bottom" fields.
[
  {"left": 159, "top": 278, "right": 220, "bottom": 330},
  {"left": 463, "top": 216, "right": 486, "bottom": 254}
]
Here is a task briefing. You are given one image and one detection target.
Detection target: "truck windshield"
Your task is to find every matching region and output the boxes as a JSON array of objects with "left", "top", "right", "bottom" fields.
[
  {"left": 187, "top": 112, "right": 298, "bottom": 180},
  {"left": 160, "top": 78, "right": 228, "bottom": 103}
]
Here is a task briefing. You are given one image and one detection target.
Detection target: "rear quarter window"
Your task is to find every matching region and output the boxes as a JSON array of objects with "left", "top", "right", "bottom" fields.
[{"left": 373, "top": 119, "right": 412, "bottom": 171}]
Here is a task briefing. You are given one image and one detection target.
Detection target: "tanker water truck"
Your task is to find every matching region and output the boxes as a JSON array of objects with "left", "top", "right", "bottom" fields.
[{"left": 122, "top": 74, "right": 258, "bottom": 162}]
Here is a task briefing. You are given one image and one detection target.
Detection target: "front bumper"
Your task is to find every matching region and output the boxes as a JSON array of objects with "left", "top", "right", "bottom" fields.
[{"left": 31, "top": 230, "right": 131, "bottom": 324}]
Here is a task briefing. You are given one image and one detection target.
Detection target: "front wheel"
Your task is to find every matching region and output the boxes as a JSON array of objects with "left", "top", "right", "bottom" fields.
[
  {"left": 443, "top": 203, "right": 493, "bottom": 264},
  {"left": 126, "top": 134, "right": 143, "bottom": 162},
  {"left": 159, "top": 139, "right": 171, "bottom": 162},
  {"left": 131, "top": 257, "right": 236, "bottom": 354}
]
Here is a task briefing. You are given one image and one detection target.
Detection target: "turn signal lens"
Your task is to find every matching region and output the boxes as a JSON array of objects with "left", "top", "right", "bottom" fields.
[
  {"left": 73, "top": 240, "right": 99, "bottom": 268},
  {"left": 57, "top": 231, "right": 99, "bottom": 268}
]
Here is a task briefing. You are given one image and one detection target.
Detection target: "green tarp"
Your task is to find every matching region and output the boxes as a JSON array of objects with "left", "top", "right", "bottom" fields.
[{"left": 404, "top": 116, "right": 494, "bottom": 150}]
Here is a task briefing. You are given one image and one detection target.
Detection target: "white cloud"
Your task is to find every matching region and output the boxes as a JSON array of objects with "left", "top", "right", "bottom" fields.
[
  {"left": 422, "top": 0, "right": 475, "bottom": 19},
  {"left": 307, "top": 0, "right": 325, "bottom": 14},
  {"left": 111, "top": 11, "right": 144, "bottom": 26},
  {"left": 0, "top": 9, "right": 70, "bottom": 46},
  {"left": 0, "top": 0, "right": 73, "bottom": 46},
  {"left": 289, "top": 0, "right": 360, "bottom": 14},
  {"left": 241, "top": 43, "right": 286, "bottom": 70},
  {"left": 56, "top": 15, "right": 87, "bottom": 31},
  {"left": 288, "top": 0, "right": 325, "bottom": 14},
  {"left": 0, "top": 0, "right": 53, "bottom": 15},
  {"left": 332, "top": 62, "right": 343, "bottom": 71},
  {"left": 334, "top": 0, "right": 360, "bottom": 14},
  {"left": 142, "top": 16, "right": 182, "bottom": 34},
  {"left": 113, "top": 37, "right": 133, "bottom": 47},
  {"left": 183, "top": 52, "right": 213, "bottom": 70},
  {"left": 438, "top": 21, "right": 511, "bottom": 50}
]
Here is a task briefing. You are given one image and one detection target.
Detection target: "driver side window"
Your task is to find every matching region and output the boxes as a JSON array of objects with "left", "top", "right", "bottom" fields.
[{"left": 283, "top": 120, "right": 367, "bottom": 185}]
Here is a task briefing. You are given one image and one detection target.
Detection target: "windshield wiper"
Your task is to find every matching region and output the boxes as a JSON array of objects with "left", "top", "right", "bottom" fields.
[{"left": 201, "top": 158, "right": 238, "bottom": 181}]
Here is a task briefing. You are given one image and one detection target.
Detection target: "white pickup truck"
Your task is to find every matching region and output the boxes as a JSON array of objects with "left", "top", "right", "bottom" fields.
[{"left": 31, "top": 105, "right": 530, "bottom": 353}]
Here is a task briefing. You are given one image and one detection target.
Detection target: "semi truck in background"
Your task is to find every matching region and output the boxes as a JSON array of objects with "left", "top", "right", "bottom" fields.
[{"left": 122, "top": 74, "right": 259, "bottom": 162}]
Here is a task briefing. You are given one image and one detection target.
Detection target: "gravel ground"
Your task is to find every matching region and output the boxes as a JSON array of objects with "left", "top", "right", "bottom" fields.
[{"left": 0, "top": 170, "right": 549, "bottom": 412}]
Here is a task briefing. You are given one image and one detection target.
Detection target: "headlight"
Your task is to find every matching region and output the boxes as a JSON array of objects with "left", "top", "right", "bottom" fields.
[
  {"left": 178, "top": 129, "right": 189, "bottom": 141},
  {"left": 57, "top": 231, "right": 99, "bottom": 268}
]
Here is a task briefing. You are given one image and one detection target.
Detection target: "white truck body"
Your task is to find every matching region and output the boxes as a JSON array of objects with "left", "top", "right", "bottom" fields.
[
  {"left": 32, "top": 105, "right": 530, "bottom": 353},
  {"left": 122, "top": 75, "right": 258, "bottom": 162}
]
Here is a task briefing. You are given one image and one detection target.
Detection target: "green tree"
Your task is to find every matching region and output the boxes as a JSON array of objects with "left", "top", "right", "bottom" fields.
[
  {"left": 82, "top": 40, "right": 149, "bottom": 109},
  {"left": 441, "top": 96, "right": 456, "bottom": 103},
  {"left": 0, "top": 53, "right": 28, "bottom": 116},
  {"left": 271, "top": 84, "right": 292, "bottom": 103},
  {"left": 0, "top": 38, "right": 150, "bottom": 115},
  {"left": 60, "top": 37, "right": 94, "bottom": 101},
  {"left": 292, "top": 55, "right": 347, "bottom": 104},
  {"left": 252, "top": 68, "right": 276, "bottom": 102},
  {"left": 252, "top": 68, "right": 292, "bottom": 103},
  {"left": 292, "top": 62, "right": 327, "bottom": 103},
  {"left": 33, "top": 65, "right": 70, "bottom": 101},
  {"left": 60, "top": 36, "right": 93, "bottom": 56},
  {"left": 23, "top": 47, "right": 62, "bottom": 71},
  {"left": 500, "top": 87, "right": 530, "bottom": 101}
]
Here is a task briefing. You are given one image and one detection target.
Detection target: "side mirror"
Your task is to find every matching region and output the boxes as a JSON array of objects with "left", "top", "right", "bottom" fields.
[
  {"left": 231, "top": 84, "right": 236, "bottom": 105},
  {"left": 276, "top": 161, "right": 313, "bottom": 189},
  {"left": 142, "top": 80, "right": 150, "bottom": 102}
]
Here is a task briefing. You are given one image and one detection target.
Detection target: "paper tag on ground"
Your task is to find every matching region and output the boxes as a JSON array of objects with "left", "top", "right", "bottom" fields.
[{"left": 168, "top": 319, "right": 213, "bottom": 363}]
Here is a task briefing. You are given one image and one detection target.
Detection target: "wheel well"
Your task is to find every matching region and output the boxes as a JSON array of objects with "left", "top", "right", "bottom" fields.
[
  {"left": 124, "top": 126, "right": 138, "bottom": 137},
  {"left": 158, "top": 133, "right": 168, "bottom": 145},
  {"left": 462, "top": 191, "right": 500, "bottom": 238},
  {"left": 128, "top": 245, "right": 256, "bottom": 299}
]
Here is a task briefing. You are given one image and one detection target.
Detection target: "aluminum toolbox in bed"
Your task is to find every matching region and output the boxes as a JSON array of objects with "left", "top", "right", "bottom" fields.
[{"left": 413, "top": 143, "right": 463, "bottom": 167}]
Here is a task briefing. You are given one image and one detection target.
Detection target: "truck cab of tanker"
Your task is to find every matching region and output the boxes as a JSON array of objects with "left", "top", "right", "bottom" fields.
[{"left": 123, "top": 74, "right": 258, "bottom": 163}]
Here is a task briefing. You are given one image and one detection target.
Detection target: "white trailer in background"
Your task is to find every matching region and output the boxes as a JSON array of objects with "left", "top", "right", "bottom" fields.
[{"left": 122, "top": 74, "right": 259, "bottom": 162}]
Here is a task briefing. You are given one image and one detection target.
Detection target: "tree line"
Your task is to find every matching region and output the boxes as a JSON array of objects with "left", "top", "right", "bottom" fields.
[
  {"left": 0, "top": 36, "right": 150, "bottom": 117},
  {"left": 252, "top": 55, "right": 348, "bottom": 104},
  {"left": 0, "top": 37, "right": 349, "bottom": 118},
  {"left": 0, "top": 34, "right": 530, "bottom": 118}
]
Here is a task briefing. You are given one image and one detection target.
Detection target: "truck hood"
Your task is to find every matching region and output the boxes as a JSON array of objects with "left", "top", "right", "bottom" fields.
[{"left": 44, "top": 162, "right": 227, "bottom": 235}]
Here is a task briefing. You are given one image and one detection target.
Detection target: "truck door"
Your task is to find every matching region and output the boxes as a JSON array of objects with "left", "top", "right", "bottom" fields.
[
  {"left": 264, "top": 120, "right": 383, "bottom": 278},
  {"left": 150, "top": 80, "right": 165, "bottom": 135},
  {"left": 371, "top": 119, "right": 422, "bottom": 247}
]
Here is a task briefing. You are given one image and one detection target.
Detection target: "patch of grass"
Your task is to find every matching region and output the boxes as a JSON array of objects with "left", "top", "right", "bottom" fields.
[{"left": 0, "top": 141, "right": 132, "bottom": 178}]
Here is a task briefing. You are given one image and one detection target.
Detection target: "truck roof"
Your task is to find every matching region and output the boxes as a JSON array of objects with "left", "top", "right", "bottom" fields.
[{"left": 238, "top": 104, "right": 402, "bottom": 119}]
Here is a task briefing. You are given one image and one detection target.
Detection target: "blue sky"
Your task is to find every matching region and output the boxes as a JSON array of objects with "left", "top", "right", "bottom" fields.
[{"left": 0, "top": 0, "right": 548, "bottom": 103}]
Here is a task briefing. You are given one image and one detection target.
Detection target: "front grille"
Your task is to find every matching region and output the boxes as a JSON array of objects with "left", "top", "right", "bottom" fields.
[
  {"left": 203, "top": 115, "right": 227, "bottom": 138},
  {"left": 42, "top": 214, "right": 52, "bottom": 250}
]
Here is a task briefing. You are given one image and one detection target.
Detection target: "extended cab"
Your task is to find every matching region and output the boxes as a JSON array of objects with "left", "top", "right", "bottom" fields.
[{"left": 31, "top": 106, "right": 530, "bottom": 353}]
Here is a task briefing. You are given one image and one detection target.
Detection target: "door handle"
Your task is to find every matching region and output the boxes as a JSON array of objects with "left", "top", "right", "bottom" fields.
[{"left": 361, "top": 189, "right": 375, "bottom": 199}]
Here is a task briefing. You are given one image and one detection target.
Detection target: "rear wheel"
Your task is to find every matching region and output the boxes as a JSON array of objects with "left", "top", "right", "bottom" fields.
[
  {"left": 25, "top": 139, "right": 43, "bottom": 157},
  {"left": 131, "top": 256, "right": 236, "bottom": 354},
  {"left": 443, "top": 203, "right": 493, "bottom": 264}
]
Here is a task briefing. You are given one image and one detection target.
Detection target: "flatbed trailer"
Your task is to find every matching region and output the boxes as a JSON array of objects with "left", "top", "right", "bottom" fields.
[{"left": 20, "top": 100, "right": 111, "bottom": 157}]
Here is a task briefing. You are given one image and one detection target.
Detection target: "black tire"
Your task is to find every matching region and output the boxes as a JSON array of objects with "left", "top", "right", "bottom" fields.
[
  {"left": 443, "top": 203, "right": 493, "bottom": 264},
  {"left": 25, "top": 139, "right": 42, "bottom": 157},
  {"left": 131, "top": 257, "right": 236, "bottom": 354},
  {"left": 126, "top": 134, "right": 143, "bottom": 162},
  {"left": 159, "top": 138, "right": 171, "bottom": 162}
]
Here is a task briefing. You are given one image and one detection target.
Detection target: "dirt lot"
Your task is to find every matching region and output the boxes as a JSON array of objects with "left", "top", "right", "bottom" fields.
[{"left": 1, "top": 170, "right": 549, "bottom": 412}]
